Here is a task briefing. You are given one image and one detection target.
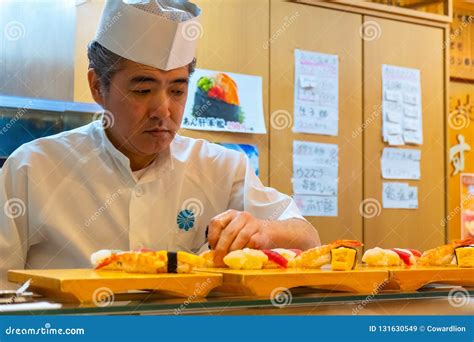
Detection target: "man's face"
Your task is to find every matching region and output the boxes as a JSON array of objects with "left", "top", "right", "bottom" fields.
[{"left": 101, "top": 59, "right": 190, "bottom": 158}]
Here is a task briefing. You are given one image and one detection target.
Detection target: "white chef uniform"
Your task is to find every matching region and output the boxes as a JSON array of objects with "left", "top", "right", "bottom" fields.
[{"left": 0, "top": 120, "right": 305, "bottom": 288}]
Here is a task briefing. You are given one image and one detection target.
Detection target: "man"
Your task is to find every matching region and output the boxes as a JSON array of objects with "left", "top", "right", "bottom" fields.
[{"left": 0, "top": 0, "right": 319, "bottom": 288}]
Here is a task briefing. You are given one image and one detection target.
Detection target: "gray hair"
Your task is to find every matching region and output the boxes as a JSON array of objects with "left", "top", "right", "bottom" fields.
[{"left": 87, "top": 40, "right": 196, "bottom": 94}]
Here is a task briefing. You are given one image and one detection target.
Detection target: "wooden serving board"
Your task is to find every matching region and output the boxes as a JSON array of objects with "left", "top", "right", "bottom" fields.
[
  {"left": 195, "top": 268, "right": 390, "bottom": 296},
  {"left": 386, "top": 266, "right": 474, "bottom": 291},
  {"left": 8, "top": 269, "right": 222, "bottom": 303}
]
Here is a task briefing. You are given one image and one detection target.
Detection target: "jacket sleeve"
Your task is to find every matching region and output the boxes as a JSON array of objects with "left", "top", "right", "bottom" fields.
[
  {"left": 0, "top": 157, "right": 28, "bottom": 289},
  {"left": 227, "top": 153, "right": 306, "bottom": 221}
]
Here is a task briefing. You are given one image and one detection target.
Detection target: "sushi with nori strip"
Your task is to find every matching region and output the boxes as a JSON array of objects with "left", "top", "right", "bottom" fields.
[
  {"left": 455, "top": 245, "right": 474, "bottom": 268},
  {"left": 295, "top": 240, "right": 362, "bottom": 269},
  {"left": 91, "top": 249, "right": 204, "bottom": 274}
]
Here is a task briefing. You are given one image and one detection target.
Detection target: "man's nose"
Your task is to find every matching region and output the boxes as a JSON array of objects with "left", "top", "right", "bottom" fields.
[{"left": 149, "top": 91, "right": 171, "bottom": 119}]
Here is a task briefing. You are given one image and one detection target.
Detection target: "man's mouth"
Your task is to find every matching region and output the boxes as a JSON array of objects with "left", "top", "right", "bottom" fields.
[{"left": 144, "top": 128, "right": 174, "bottom": 136}]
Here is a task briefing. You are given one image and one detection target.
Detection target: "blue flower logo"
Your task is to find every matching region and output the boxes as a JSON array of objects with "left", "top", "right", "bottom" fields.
[{"left": 176, "top": 209, "right": 195, "bottom": 231}]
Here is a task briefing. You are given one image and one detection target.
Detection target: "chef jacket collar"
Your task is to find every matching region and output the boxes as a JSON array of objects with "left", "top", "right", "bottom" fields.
[{"left": 95, "top": 121, "right": 174, "bottom": 183}]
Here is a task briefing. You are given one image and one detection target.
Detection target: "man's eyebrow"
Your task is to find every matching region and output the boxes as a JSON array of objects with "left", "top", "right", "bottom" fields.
[
  {"left": 129, "top": 76, "right": 158, "bottom": 84},
  {"left": 129, "top": 76, "right": 189, "bottom": 85},
  {"left": 170, "top": 78, "right": 189, "bottom": 84}
]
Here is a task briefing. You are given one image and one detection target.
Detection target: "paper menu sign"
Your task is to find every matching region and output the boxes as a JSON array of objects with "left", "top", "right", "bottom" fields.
[
  {"left": 293, "top": 49, "right": 339, "bottom": 136},
  {"left": 293, "top": 140, "right": 338, "bottom": 195},
  {"left": 382, "top": 182, "right": 418, "bottom": 209},
  {"left": 293, "top": 194, "right": 338, "bottom": 217},
  {"left": 293, "top": 165, "right": 338, "bottom": 196},
  {"left": 292, "top": 141, "right": 339, "bottom": 217},
  {"left": 382, "top": 65, "right": 423, "bottom": 146},
  {"left": 293, "top": 140, "right": 338, "bottom": 166},
  {"left": 381, "top": 148, "right": 421, "bottom": 180}
]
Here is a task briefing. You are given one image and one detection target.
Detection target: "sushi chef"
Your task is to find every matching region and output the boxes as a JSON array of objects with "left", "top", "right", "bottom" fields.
[{"left": 0, "top": 0, "right": 320, "bottom": 288}]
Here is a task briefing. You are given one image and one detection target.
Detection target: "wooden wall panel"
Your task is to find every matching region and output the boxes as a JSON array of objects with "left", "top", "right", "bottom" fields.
[
  {"left": 180, "top": 0, "right": 270, "bottom": 184},
  {"left": 363, "top": 16, "right": 446, "bottom": 250},
  {"left": 447, "top": 81, "right": 474, "bottom": 240},
  {"left": 269, "top": 0, "right": 364, "bottom": 244}
]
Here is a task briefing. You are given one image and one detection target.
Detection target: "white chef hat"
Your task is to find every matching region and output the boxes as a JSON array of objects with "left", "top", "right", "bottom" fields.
[{"left": 94, "top": 0, "right": 201, "bottom": 71}]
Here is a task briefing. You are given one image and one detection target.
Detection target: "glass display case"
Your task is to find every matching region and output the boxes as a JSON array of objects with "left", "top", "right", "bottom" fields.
[
  {"left": 0, "top": 95, "right": 101, "bottom": 166},
  {"left": 1, "top": 286, "right": 472, "bottom": 315}
]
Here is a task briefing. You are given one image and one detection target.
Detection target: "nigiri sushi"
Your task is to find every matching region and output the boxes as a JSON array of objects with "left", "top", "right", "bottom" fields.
[
  {"left": 362, "top": 247, "right": 402, "bottom": 267},
  {"left": 92, "top": 249, "right": 204, "bottom": 274},
  {"left": 418, "top": 237, "right": 474, "bottom": 266},
  {"left": 455, "top": 245, "right": 474, "bottom": 268},
  {"left": 362, "top": 247, "right": 421, "bottom": 267},
  {"left": 296, "top": 240, "right": 363, "bottom": 269},
  {"left": 331, "top": 246, "right": 358, "bottom": 271},
  {"left": 223, "top": 248, "right": 268, "bottom": 270},
  {"left": 262, "top": 248, "right": 301, "bottom": 269}
]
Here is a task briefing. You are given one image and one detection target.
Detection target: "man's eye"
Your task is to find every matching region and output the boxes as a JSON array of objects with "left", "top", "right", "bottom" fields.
[
  {"left": 171, "top": 90, "right": 184, "bottom": 96},
  {"left": 133, "top": 89, "right": 151, "bottom": 94}
]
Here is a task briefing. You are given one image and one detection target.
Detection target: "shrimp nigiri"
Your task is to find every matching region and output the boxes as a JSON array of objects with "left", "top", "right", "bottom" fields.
[
  {"left": 92, "top": 249, "right": 204, "bottom": 273},
  {"left": 418, "top": 237, "right": 474, "bottom": 266},
  {"left": 296, "top": 240, "right": 363, "bottom": 269}
]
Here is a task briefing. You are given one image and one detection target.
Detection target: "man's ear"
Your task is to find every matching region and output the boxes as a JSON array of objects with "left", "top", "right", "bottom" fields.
[{"left": 87, "top": 68, "right": 104, "bottom": 106}]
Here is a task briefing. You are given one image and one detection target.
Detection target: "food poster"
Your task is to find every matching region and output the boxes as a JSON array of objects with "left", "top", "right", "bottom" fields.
[
  {"left": 461, "top": 173, "right": 474, "bottom": 238},
  {"left": 217, "top": 143, "right": 259, "bottom": 176},
  {"left": 182, "top": 69, "right": 266, "bottom": 134}
]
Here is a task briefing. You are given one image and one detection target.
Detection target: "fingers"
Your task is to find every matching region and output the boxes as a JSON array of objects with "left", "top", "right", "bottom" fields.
[
  {"left": 228, "top": 225, "right": 258, "bottom": 252},
  {"left": 207, "top": 210, "right": 237, "bottom": 250},
  {"left": 246, "top": 233, "right": 265, "bottom": 250},
  {"left": 213, "top": 212, "right": 249, "bottom": 265}
]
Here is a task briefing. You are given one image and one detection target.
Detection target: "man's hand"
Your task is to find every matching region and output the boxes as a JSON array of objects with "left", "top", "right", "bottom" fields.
[
  {"left": 207, "top": 210, "right": 272, "bottom": 266},
  {"left": 207, "top": 209, "right": 320, "bottom": 266}
]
